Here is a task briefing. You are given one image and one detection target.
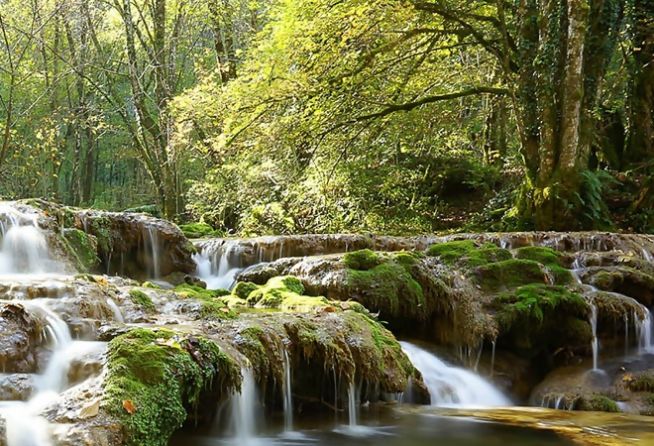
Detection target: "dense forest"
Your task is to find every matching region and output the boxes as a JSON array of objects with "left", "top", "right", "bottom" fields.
[{"left": 0, "top": 0, "right": 652, "bottom": 235}]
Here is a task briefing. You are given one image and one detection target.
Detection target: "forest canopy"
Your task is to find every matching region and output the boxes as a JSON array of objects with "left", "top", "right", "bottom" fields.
[{"left": 0, "top": 0, "right": 652, "bottom": 235}]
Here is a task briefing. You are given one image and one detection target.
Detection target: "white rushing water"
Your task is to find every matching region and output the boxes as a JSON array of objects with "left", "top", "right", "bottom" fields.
[
  {"left": 347, "top": 381, "right": 358, "bottom": 427},
  {"left": 145, "top": 226, "right": 161, "bottom": 279},
  {"left": 193, "top": 241, "right": 244, "bottom": 290},
  {"left": 282, "top": 349, "right": 293, "bottom": 432},
  {"left": 0, "top": 205, "right": 59, "bottom": 275},
  {"left": 400, "top": 342, "right": 510, "bottom": 407},
  {"left": 230, "top": 368, "right": 258, "bottom": 444}
]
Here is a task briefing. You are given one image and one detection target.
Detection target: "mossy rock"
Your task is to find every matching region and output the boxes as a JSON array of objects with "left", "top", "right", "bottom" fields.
[
  {"left": 178, "top": 222, "right": 219, "bottom": 239},
  {"left": 493, "top": 285, "right": 590, "bottom": 355},
  {"left": 475, "top": 259, "right": 548, "bottom": 291},
  {"left": 343, "top": 249, "right": 382, "bottom": 270},
  {"left": 174, "top": 284, "right": 230, "bottom": 300},
  {"left": 232, "top": 281, "right": 260, "bottom": 300},
  {"left": 104, "top": 328, "right": 240, "bottom": 446},
  {"left": 345, "top": 252, "right": 425, "bottom": 320},
  {"left": 426, "top": 240, "right": 511, "bottom": 267},
  {"left": 628, "top": 372, "right": 654, "bottom": 392},
  {"left": 587, "top": 267, "right": 654, "bottom": 306},
  {"left": 245, "top": 276, "right": 328, "bottom": 311},
  {"left": 575, "top": 394, "right": 619, "bottom": 413},
  {"left": 63, "top": 228, "right": 100, "bottom": 272},
  {"left": 129, "top": 289, "right": 156, "bottom": 313},
  {"left": 515, "top": 247, "right": 573, "bottom": 284},
  {"left": 174, "top": 284, "right": 234, "bottom": 319}
]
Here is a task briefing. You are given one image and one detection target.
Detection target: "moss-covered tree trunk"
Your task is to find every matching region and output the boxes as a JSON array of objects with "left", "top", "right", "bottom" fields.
[
  {"left": 627, "top": 0, "right": 654, "bottom": 164},
  {"left": 513, "top": 0, "right": 619, "bottom": 230}
]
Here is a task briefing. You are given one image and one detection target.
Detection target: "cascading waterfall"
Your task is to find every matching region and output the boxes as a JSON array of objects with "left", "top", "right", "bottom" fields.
[
  {"left": 193, "top": 241, "right": 244, "bottom": 290},
  {"left": 589, "top": 300, "right": 599, "bottom": 371},
  {"left": 636, "top": 308, "right": 654, "bottom": 354},
  {"left": 145, "top": 226, "right": 161, "bottom": 279},
  {"left": 400, "top": 342, "right": 510, "bottom": 407},
  {"left": 0, "top": 205, "right": 58, "bottom": 275},
  {"left": 230, "top": 368, "right": 258, "bottom": 444},
  {"left": 347, "top": 381, "right": 358, "bottom": 427},
  {"left": 0, "top": 299, "right": 106, "bottom": 446},
  {"left": 282, "top": 349, "right": 293, "bottom": 432}
]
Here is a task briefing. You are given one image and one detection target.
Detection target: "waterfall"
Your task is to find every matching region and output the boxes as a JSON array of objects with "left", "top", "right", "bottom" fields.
[
  {"left": 106, "top": 298, "right": 125, "bottom": 323},
  {"left": 0, "top": 205, "right": 58, "bottom": 275},
  {"left": 636, "top": 308, "right": 654, "bottom": 354},
  {"left": 193, "top": 241, "right": 244, "bottom": 290},
  {"left": 145, "top": 226, "right": 161, "bottom": 279},
  {"left": 347, "top": 381, "right": 358, "bottom": 427},
  {"left": 230, "top": 368, "right": 258, "bottom": 443},
  {"left": 589, "top": 300, "right": 599, "bottom": 371},
  {"left": 282, "top": 349, "right": 293, "bottom": 432},
  {"left": 400, "top": 342, "right": 510, "bottom": 407}
]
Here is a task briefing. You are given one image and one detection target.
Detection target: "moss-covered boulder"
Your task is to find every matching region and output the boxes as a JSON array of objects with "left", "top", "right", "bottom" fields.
[
  {"left": 217, "top": 310, "right": 428, "bottom": 408},
  {"left": 172, "top": 284, "right": 234, "bottom": 320},
  {"left": 63, "top": 228, "right": 100, "bottom": 272},
  {"left": 103, "top": 328, "right": 240, "bottom": 446},
  {"left": 178, "top": 222, "right": 219, "bottom": 239},
  {"left": 493, "top": 285, "right": 590, "bottom": 356},
  {"left": 427, "top": 240, "right": 512, "bottom": 267},
  {"left": 584, "top": 267, "right": 654, "bottom": 307}
]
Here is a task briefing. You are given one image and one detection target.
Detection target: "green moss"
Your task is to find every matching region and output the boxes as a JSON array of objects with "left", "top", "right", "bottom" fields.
[
  {"left": 345, "top": 253, "right": 425, "bottom": 320},
  {"left": 233, "top": 281, "right": 260, "bottom": 300},
  {"left": 515, "top": 247, "right": 572, "bottom": 284},
  {"left": 343, "top": 249, "right": 382, "bottom": 270},
  {"left": 104, "top": 328, "right": 240, "bottom": 446},
  {"left": 63, "top": 228, "right": 100, "bottom": 272},
  {"left": 142, "top": 282, "right": 163, "bottom": 289},
  {"left": 427, "top": 240, "right": 511, "bottom": 267},
  {"left": 628, "top": 373, "right": 654, "bottom": 392},
  {"left": 475, "top": 259, "right": 547, "bottom": 291},
  {"left": 493, "top": 285, "right": 590, "bottom": 355},
  {"left": 576, "top": 394, "right": 619, "bottom": 413},
  {"left": 496, "top": 284, "right": 588, "bottom": 326},
  {"left": 246, "top": 276, "right": 311, "bottom": 308},
  {"left": 129, "top": 289, "right": 156, "bottom": 313},
  {"left": 174, "top": 284, "right": 229, "bottom": 299},
  {"left": 173, "top": 284, "right": 234, "bottom": 319},
  {"left": 515, "top": 246, "right": 564, "bottom": 266},
  {"left": 178, "top": 222, "right": 219, "bottom": 239}
]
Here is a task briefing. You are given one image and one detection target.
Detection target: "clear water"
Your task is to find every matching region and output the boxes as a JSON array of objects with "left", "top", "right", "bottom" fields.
[{"left": 171, "top": 408, "right": 573, "bottom": 446}]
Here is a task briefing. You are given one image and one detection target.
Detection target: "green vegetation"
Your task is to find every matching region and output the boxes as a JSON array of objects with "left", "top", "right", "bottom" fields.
[
  {"left": 178, "top": 223, "right": 220, "bottom": 239},
  {"left": 575, "top": 395, "right": 620, "bottom": 413},
  {"left": 172, "top": 284, "right": 234, "bottom": 320},
  {"left": 628, "top": 373, "right": 654, "bottom": 392},
  {"left": 63, "top": 228, "right": 100, "bottom": 272},
  {"left": 496, "top": 285, "right": 588, "bottom": 327},
  {"left": 104, "top": 328, "right": 240, "bottom": 446},
  {"left": 0, "top": 0, "right": 650, "bottom": 233},
  {"left": 128, "top": 289, "right": 156, "bottom": 314},
  {"left": 345, "top": 251, "right": 426, "bottom": 320},
  {"left": 427, "top": 241, "right": 512, "bottom": 267}
]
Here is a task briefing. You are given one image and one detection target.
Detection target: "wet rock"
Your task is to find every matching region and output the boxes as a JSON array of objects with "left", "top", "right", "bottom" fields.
[
  {"left": 0, "top": 303, "right": 42, "bottom": 373},
  {"left": 73, "top": 209, "right": 195, "bottom": 280},
  {"left": 0, "top": 374, "right": 34, "bottom": 401}
]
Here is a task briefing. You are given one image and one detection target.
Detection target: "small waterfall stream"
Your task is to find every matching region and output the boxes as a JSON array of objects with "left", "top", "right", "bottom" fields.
[
  {"left": 400, "top": 342, "right": 510, "bottom": 407},
  {"left": 0, "top": 208, "right": 107, "bottom": 446},
  {"left": 230, "top": 368, "right": 258, "bottom": 444},
  {"left": 193, "top": 241, "right": 244, "bottom": 290},
  {"left": 282, "top": 349, "right": 293, "bottom": 432}
]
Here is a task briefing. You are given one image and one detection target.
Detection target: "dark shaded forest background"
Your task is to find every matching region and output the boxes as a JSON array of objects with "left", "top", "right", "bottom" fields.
[{"left": 0, "top": 0, "right": 652, "bottom": 235}]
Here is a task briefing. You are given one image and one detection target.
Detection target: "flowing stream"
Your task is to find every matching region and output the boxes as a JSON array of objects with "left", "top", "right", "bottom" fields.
[{"left": 400, "top": 342, "right": 510, "bottom": 407}]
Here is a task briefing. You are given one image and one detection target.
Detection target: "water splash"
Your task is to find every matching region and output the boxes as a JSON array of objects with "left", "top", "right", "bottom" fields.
[{"left": 400, "top": 342, "right": 510, "bottom": 407}]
